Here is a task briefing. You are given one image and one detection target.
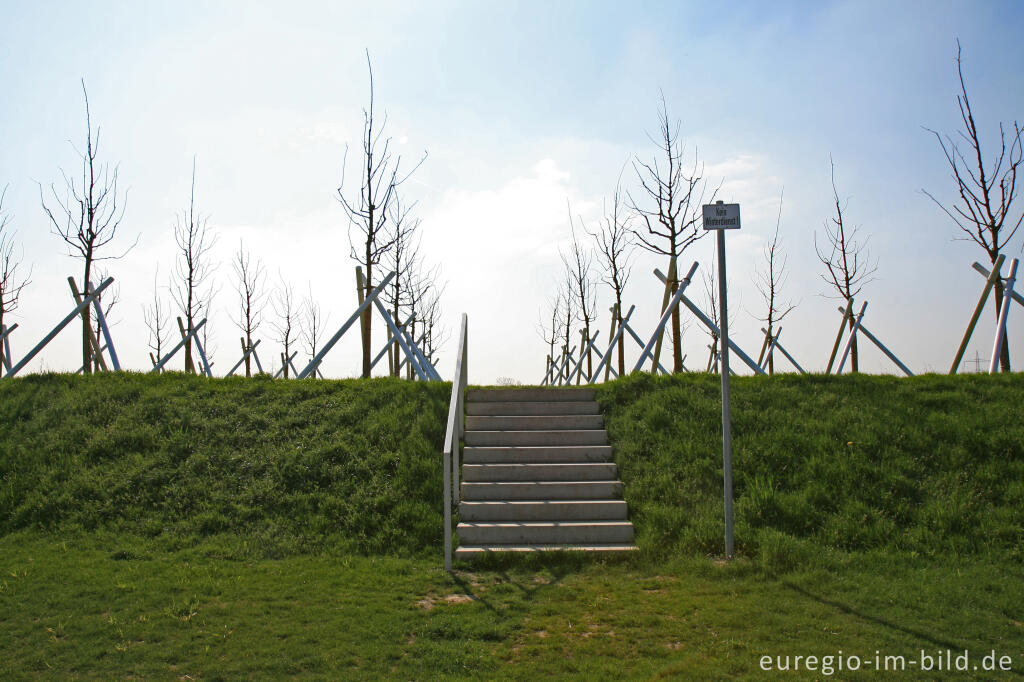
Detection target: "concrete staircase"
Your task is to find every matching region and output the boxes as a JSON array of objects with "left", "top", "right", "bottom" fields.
[{"left": 455, "top": 387, "right": 637, "bottom": 558}]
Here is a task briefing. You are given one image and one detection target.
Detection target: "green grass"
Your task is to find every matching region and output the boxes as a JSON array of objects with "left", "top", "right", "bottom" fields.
[
  {"left": 597, "top": 372, "right": 1024, "bottom": 567},
  {"left": 0, "top": 372, "right": 449, "bottom": 557},
  {"left": 2, "top": 534, "right": 1021, "bottom": 679},
  {"left": 1, "top": 371, "right": 1023, "bottom": 678}
]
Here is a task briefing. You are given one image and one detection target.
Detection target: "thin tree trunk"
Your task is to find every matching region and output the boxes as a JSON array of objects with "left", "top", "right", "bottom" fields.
[
  {"left": 361, "top": 252, "right": 373, "bottom": 378},
  {"left": 847, "top": 313, "right": 859, "bottom": 373},
  {"left": 671, "top": 273, "right": 683, "bottom": 373},
  {"left": 82, "top": 262, "right": 92, "bottom": 374},
  {"left": 993, "top": 278, "right": 1011, "bottom": 371}
]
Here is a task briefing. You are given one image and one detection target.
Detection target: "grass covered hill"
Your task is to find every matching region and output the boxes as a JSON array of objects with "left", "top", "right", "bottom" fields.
[
  {"left": 1, "top": 371, "right": 1022, "bottom": 565},
  {"left": 0, "top": 372, "right": 449, "bottom": 557},
  {"left": 597, "top": 372, "right": 1024, "bottom": 567}
]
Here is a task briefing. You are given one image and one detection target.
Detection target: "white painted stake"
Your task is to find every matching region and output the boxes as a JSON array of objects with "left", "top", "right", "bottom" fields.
[
  {"left": 298, "top": 271, "right": 395, "bottom": 379},
  {"left": 759, "top": 327, "right": 806, "bottom": 374},
  {"left": 371, "top": 297, "right": 428, "bottom": 381},
  {"left": 151, "top": 318, "right": 207, "bottom": 373},
  {"left": 5, "top": 278, "right": 114, "bottom": 379},
  {"left": 634, "top": 262, "right": 700, "bottom": 372},
  {"left": 226, "top": 339, "right": 262, "bottom": 377},
  {"left": 653, "top": 267, "right": 765, "bottom": 376},
  {"left": 87, "top": 280, "right": 120, "bottom": 371},
  {"left": 566, "top": 330, "right": 602, "bottom": 384},
  {"left": 990, "top": 258, "right": 1019, "bottom": 374},
  {"left": 0, "top": 323, "right": 18, "bottom": 370},
  {"left": 836, "top": 302, "right": 868, "bottom": 374}
]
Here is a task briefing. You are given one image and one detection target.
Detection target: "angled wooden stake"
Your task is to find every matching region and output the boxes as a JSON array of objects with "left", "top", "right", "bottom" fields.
[
  {"left": 836, "top": 302, "right": 868, "bottom": 374},
  {"left": 87, "top": 280, "right": 120, "bottom": 370},
  {"left": 990, "top": 257, "right": 1018, "bottom": 374},
  {"left": 298, "top": 271, "right": 395, "bottom": 379},
  {"left": 827, "top": 299, "right": 854, "bottom": 374},
  {"left": 651, "top": 256, "right": 677, "bottom": 372},
  {"left": 227, "top": 339, "right": 262, "bottom": 377},
  {"left": 67, "top": 278, "right": 109, "bottom": 372},
  {"left": 0, "top": 323, "right": 18, "bottom": 371},
  {"left": 951, "top": 254, "right": 1006, "bottom": 374},
  {"left": 604, "top": 305, "right": 618, "bottom": 383}
]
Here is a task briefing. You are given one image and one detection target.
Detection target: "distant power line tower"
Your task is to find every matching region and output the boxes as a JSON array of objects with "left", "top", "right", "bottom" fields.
[{"left": 964, "top": 350, "right": 985, "bottom": 373}]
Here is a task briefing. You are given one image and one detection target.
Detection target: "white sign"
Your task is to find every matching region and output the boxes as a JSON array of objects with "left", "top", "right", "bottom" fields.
[{"left": 703, "top": 202, "right": 741, "bottom": 230}]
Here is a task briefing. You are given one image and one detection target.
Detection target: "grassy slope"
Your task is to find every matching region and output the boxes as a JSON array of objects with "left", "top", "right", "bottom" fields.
[
  {"left": 0, "top": 372, "right": 449, "bottom": 557},
  {"left": 597, "top": 372, "right": 1024, "bottom": 567}
]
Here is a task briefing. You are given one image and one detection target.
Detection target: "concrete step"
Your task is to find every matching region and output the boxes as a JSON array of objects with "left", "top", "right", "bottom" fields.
[
  {"left": 467, "top": 401, "right": 600, "bottom": 416},
  {"left": 467, "top": 388, "right": 596, "bottom": 403},
  {"left": 463, "top": 463, "right": 618, "bottom": 482},
  {"left": 457, "top": 521, "right": 634, "bottom": 545},
  {"left": 462, "top": 480, "right": 622, "bottom": 500},
  {"left": 465, "top": 430, "right": 607, "bottom": 447},
  {"left": 465, "top": 415, "right": 604, "bottom": 431},
  {"left": 463, "top": 446, "right": 613, "bottom": 464},
  {"left": 459, "top": 499, "right": 628, "bottom": 522},
  {"left": 455, "top": 544, "right": 638, "bottom": 558}
]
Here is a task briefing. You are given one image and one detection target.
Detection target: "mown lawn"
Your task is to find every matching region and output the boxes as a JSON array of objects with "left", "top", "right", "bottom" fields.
[{"left": 2, "top": 534, "right": 1022, "bottom": 679}]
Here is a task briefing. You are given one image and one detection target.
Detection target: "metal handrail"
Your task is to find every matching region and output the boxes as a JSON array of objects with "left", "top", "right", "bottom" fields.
[{"left": 442, "top": 313, "right": 468, "bottom": 571}]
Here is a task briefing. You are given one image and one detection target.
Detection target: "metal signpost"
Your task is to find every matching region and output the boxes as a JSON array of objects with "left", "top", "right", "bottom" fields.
[{"left": 703, "top": 200, "right": 740, "bottom": 559}]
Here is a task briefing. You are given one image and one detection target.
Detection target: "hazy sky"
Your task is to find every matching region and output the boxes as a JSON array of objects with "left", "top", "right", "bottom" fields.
[{"left": 1, "top": 0, "right": 1023, "bottom": 382}]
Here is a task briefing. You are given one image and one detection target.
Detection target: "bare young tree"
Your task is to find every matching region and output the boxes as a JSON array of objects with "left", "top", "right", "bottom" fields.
[
  {"left": 630, "top": 92, "right": 719, "bottom": 373},
  {"left": 232, "top": 242, "right": 267, "bottom": 377},
  {"left": 537, "top": 290, "right": 563, "bottom": 381},
  {"left": 563, "top": 206, "right": 597, "bottom": 382},
  {"left": 143, "top": 268, "right": 168, "bottom": 370},
  {"left": 271, "top": 275, "right": 298, "bottom": 378},
  {"left": 199, "top": 284, "right": 218, "bottom": 371},
  {"left": 381, "top": 196, "right": 421, "bottom": 376},
  {"left": 923, "top": 40, "right": 1022, "bottom": 371},
  {"left": 302, "top": 284, "right": 328, "bottom": 375},
  {"left": 701, "top": 269, "right": 730, "bottom": 374},
  {"left": 755, "top": 190, "right": 797, "bottom": 374},
  {"left": 588, "top": 167, "right": 634, "bottom": 377},
  {"left": 402, "top": 260, "right": 443, "bottom": 379},
  {"left": 815, "top": 157, "right": 877, "bottom": 372},
  {"left": 40, "top": 80, "right": 134, "bottom": 374},
  {"left": 558, "top": 279, "right": 579, "bottom": 385},
  {"left": 419, "top": 275, "right": 448, "bottom": 368},
  {"left": 172, "top": 158, "right": 217, "bottom": 373},
  {"left": 337, "top": 50, "right": 426, "bottom": 378},
  {"left": 0, "top": 186, "right": 32, "bottom": 346}
]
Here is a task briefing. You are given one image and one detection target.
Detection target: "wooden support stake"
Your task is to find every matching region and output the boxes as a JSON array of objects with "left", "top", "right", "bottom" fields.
[
  {"left": 836, "top": 302, "right": 868, "bottom": 374},
  {"left": 757, "top": 328, "right": 772, "bottom": 367},
  {"left": 67, "top": 278, "right": 109, "bottom": 372},
  {"left": 827, "top": 299, "right": 854, "bottom": 374},
  {"left": 87, "top": 280, "right": 120, "bottom": 370},
  {"left": 604, "top": 305, "right": 618, "bottom": 383},
  {"left": 990, "top": 258, "right": 1018, "bottom": 374},
  {"left": 298, "top": 271, "right": 395, "bottom": 379},
  {"left": 951, "top": 254, "right": 1006, "bottom": 374},
  {"left": 0, "top": 323, "right": 18, "bottom": 371},
  {"left": 651, "top": 256, "right": 677, "bottom": 372},
  {"left": 151, "top": 318, "right": 206, "bottom": 374}
]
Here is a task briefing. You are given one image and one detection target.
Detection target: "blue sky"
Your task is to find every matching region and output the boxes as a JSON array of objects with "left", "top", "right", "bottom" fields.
[{"left": 1, "top": 0, "right": 1023, "bottom": 380}]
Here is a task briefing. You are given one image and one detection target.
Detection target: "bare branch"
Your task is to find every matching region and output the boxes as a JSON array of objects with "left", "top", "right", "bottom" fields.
[
  {"left": 39, "top": 80, "right": 135, "bottom": 373},
  {"left": 337, "top": 50, "right": 427, "bottom": 377},
  {"left": 0, "top": 185, "right": 33, "bottom": 333}
]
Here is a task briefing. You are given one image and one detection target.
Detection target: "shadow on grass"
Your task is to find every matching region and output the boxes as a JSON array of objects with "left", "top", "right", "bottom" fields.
[
  {"left": 446, "top": 551, "right": 638, "bottom": 612},
  {"left": 781, "top": 579, "right": 1023, "bottom": 673}
]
